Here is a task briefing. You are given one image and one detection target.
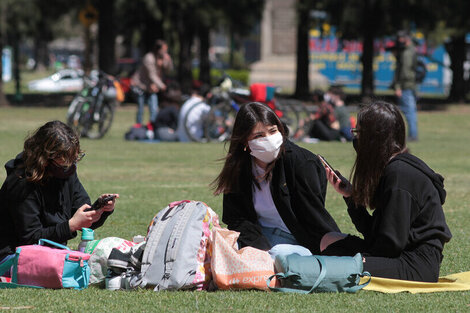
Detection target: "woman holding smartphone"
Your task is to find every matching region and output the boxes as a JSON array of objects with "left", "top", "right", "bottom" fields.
[
  {"left": 0, "top": 121, "right": 118, "bottom": 265},
  {"left": 212, "top": 102, "right": 339, "bottom": 254},
  {"left": 321, "top": 101, "right": 452, "bottom": 282}
]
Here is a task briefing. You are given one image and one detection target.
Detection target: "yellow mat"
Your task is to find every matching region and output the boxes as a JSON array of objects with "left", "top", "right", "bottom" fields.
[{"left": 361, "top": 271, "right": 470, "bottom": 293}]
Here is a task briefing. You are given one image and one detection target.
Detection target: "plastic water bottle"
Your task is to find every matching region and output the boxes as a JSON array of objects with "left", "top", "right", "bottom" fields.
[{"left": 77, "top": 228, "right": 94, "bottom": 252}]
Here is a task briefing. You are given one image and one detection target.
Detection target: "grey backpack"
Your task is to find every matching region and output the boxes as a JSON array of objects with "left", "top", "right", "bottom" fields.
[{"left": 130, "top": 200, "right": 219, "bottom": 291}]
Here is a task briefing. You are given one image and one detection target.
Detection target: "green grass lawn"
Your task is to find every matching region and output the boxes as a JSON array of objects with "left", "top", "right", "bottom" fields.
[{"left": 0, "top": 105, "right": 470, "bottom": 312}]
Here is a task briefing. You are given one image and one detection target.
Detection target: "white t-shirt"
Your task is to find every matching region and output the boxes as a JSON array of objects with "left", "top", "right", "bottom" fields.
[
  {"left": 252, "top": 162, "right": 290, "bottom": 233},
  {"left": 177, "top": 96, "right": 210, "bottom": 142}
]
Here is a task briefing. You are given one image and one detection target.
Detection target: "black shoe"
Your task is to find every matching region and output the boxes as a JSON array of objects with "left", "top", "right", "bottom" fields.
[{"left": 107, "top": 248, "right": 132, "bottom": 273}]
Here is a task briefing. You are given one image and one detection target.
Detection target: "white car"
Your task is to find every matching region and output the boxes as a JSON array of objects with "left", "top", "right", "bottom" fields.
[{"left": 28, "top": 69, "right": 88, "bottom": 92}]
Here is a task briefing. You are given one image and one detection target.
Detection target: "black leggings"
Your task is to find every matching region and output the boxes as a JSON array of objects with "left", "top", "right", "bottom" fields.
[
  {"left": 322, "top": 237, "right": 443, "bottom": 282},
  {"left": 362, "top": 244, "right": 443, "bottom": 282},
  {"left": 308, "top": 120, "right": 340, "bottom": 141}
]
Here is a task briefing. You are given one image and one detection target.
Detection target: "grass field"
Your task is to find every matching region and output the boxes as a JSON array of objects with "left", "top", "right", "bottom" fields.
[{"left": 0, "top": 104, "right": 470, "bottom": 312}]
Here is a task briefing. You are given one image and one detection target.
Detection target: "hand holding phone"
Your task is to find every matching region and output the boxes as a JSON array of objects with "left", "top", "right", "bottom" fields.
[
  {"left": 318, "top": 155, "right": 352, "bottom": 197},
  {"left": 86, "top": 195, "right": 117, "bottom": 211},
  {"left": 318, "top": 155, "right": 340, "bottom": 181}
]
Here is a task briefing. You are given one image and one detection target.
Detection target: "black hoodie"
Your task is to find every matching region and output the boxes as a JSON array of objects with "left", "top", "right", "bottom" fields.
[
  {"left": 344, "top": 152, "right": 452, "bottom": 257},
  {"left": 0, "top": 153, "right": 112, "bottom": 260}
]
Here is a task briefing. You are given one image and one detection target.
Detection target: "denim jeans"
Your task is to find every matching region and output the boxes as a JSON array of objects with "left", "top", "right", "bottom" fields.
[
  {"left": 398, "top": 89, "right": 418, "bottom": 139},
  {"left": 136, "top": 93, "right": 159, "bottom": 124},
  {"left": 261, "top": 226, "right": 299, "bottom": 247}
]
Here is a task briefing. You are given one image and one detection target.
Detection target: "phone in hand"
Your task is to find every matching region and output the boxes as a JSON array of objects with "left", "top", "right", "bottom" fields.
[
  {"left": 86, "top": 195, "right": 116, "bottom": 211},
  {"left": 318, "top": 155, "right": 341, "bottom": 181}
]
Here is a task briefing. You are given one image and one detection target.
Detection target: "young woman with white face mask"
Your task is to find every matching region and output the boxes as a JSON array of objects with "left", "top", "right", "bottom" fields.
[{"left": 212, "top": 102, "right": 340, "bottom": 254}]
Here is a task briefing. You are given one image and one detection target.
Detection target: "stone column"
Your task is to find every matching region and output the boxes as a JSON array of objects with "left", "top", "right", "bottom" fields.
[{"left": 261, "top": 0, "right": 273, "bottom": 58}]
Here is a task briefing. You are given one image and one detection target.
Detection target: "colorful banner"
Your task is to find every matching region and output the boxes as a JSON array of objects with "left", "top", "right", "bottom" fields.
[{"left": 309, "top": 29, "right": 452, "bottom": 95}]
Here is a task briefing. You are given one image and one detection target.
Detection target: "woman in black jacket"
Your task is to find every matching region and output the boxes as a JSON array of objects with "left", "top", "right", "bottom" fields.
[
  {"left": 321, "top": 101, "right": 452, "bottom": 282},
  {"left": 0, "top": 121, "right": 118, "bottom": 264},
  {"left": 212, "top": 102, "right": 339, "bottom": 254}
]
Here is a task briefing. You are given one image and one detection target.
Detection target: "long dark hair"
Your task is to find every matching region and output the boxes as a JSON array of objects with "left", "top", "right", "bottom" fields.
[
  {"left": 22, "top": 120, "right": 82, "bottom": 183},
  {"left": 211, "top": 102, "right": 286, "bottom": 195},
  {"left": 351, "top": 101, "right": 406, "bottom": 208}
]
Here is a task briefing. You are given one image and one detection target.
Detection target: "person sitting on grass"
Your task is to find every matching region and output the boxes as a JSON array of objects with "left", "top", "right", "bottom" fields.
[
  {"left": 0, "top": 121, "right": 118, "bottom": 271},
  {"left": 320, "top": 101, "right": 452, "bottom": 282},
  {"left": 294, "top": 89, "right": 341, "bottom": 142},
  {"left": 212, "top": 102, "right": 340, "bottom": 254},
  {"left": 177, "top": 83, "right": 211, "bottom": 142}
]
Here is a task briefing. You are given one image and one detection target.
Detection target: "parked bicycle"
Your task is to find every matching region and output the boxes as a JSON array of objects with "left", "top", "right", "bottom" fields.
[
  {"left": 66, "top": 71, "right": 124, "bottom": 139},
  {"left": 190, "top": 74, "right": 305, "bottom": 142}
]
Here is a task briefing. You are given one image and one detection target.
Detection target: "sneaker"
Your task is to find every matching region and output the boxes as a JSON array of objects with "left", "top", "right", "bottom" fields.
[
  {"left": 105, "top": 273, "right": 123, "bottom": 290},
  {"left": 107, "top": 249, "right": 132, "bottom": 273}
]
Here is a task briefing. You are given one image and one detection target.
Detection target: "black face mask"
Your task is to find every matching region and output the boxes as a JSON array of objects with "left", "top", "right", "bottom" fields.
[
  {"left": 352, "top": 137, "right": 359, "bottom": 152},
  {"left": 48, "top": 162, "right": 77, "bottom": 179}
]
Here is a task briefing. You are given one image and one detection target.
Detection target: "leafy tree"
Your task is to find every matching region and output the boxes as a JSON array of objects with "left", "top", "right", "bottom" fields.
[
  {"left": 426, "top": 1, "right": 470, "bottom": 102},
  {"left": 322, "top": 0, "right": 387, "bottom": 98},
  {"left": 96, "top": 0, "right": 117, "bottom": 74},
  {"left": 219, "top": 0, "right": 264, "bottom": 69}
]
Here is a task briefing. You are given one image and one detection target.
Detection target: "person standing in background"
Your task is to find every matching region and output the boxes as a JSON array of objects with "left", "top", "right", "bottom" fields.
[
  {"left": 392, "top": 31, "right": 418, "bottom": 141},
  {"left": 131, "top": 39, "right": 173, "bottom": 131}
]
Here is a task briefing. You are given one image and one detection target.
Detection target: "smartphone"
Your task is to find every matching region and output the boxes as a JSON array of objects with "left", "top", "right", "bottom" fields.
[
  {"left": 317, "top": 155, "right": 341, "bottom": 181},
  {"left": 86, "top": 195, "right": 116, "bottom": 211}
]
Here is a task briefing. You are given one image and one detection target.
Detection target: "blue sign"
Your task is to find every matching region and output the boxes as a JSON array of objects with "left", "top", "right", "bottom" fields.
[
  {"left": 309, "top": 29, "right": 451, "bottom": 95},
  {"left": 2, "top": 47, "right": 12, "bottom": 82}
]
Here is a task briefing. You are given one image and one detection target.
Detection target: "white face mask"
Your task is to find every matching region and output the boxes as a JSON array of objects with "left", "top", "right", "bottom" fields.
[{"left": 248, "top": 132, "right": 283, "bottom": 163}]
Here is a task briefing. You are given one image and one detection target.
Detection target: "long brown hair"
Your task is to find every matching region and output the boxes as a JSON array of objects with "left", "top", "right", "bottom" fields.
[
  {"left": 211, "top": 102, "right": 286, "bottom": 195},
  {"left": 22, "top": 120, "right": 82, "bottom": 183},
  {"left": 351, "top": 101, "right": 406, "bottom": 208}
]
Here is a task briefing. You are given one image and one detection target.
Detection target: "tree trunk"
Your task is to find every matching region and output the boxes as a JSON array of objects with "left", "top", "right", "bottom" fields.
[
  {"left": 177, "top": 15, "right": 194, "bottom": 94},
  {"left": 33, "top": 14, "right": 50, "bottom": 71},
  {"left": 142, "top": 19, "right": 161, "bottom": 54},
  {"left": 295, "top": 3, "right": 310, "bottom": 99},
  {"left": 361, "top": 31, "right": 374, "bottom": 99},
  {"left": 97, "top": 0, "right": 116, "bottom": 74},
  {"left": 360, "top": 0, "right": 376, "bottom": 99},
  {"left": 446, "top": 35, "right": 466, "bottom": 103},
  {"left": 33, "top": 36, "right": 49, "bottom": 71},
  {"left": 198, "top": 25, "right": 211, "bottom": 85},
  {"left": 12, "top": 33, "right": 22, "bottom": 102},
  {"left": 0, "top": 39, "right": 10, "bottom": 107},
  {"left": 0, "top": 4, "right": 10, "bottom": 107},
  {"left": 229, "top": 28, "right": 235, "bottom": 69}
]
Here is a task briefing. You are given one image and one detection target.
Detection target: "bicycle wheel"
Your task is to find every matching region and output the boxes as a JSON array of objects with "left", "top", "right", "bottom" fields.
[
  {"left": 203, "top": 101, "right": 237, "bottom": 142},
  {"left": 67, "top": 98, "right": 93, "bottom": 137},
  {"left": 85, "top": 100, "right": 115, "bottom": 139},
  {"left": 275, "top": 98, "right": 302, "bottom": 139},
  {"left": 183, "top": 101, "right": 208, "bottom": 143}
]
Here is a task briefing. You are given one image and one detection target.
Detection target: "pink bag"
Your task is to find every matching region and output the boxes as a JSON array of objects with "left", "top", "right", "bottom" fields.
[
  {"left": 0, "top": 239, "right": 91, "bottom": 289},
  {"left": 211, "top": 228, "right": 277, "bottom": 290}
]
